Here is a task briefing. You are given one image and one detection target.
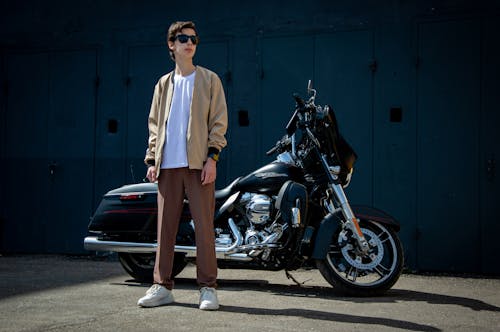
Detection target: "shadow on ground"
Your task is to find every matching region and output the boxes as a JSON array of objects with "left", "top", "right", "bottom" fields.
[
  {"left": 0, "top": 254, "right": 125, "bottom": 300},
  {"left": 120, "top": 274, "right": 500, "bottom": 314}
]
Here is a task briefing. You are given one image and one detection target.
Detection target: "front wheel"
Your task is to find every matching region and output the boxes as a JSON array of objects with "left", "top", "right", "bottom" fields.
[
  {"left": 316, "top": 220, "right": 404, "bottom": 296},
  {"left": 118, "top": 252, "right": 187, "bottom": 283}
]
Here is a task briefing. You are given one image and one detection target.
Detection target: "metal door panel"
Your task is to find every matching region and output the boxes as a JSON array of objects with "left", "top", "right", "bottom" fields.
[
  {"left": 417, "top": 20, "right": 481, "bottom": 272},
  {"left": 46, "top": 50, "right": 97, "bottom": 253},
  {"left": 480, "top": 18, "right": 500, "bottom": 274},
  {"left": 3, "top": 52, "right": 50, "bottom": 252},
  {"left": 260, "top": 36, "right": 314, "bottom": 164},
  {"left": 314, "top": 30, "right": 373, "bottom": 205},
  {"left": 126, "top": 44, "right": 169, "bottom": 184}
]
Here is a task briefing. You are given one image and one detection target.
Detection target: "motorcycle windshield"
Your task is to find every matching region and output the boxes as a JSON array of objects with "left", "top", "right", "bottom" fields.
[{"left": 318, "top": 106, "right": 357, "bottom": 184}]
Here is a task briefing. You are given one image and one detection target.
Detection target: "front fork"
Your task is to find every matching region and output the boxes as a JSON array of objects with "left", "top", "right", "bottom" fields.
[
  {"left": 327, "top": 183, "right": 370, "bottom": 254},
  {"left": 314, "top": 146, "right": 369, "bottom": 254}
]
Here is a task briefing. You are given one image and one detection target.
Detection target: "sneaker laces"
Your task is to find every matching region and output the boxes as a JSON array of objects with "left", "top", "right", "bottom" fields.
[
  {"left": 147, "top": 284, "right": 164, "bottom": 295},
  {"left": 200, "top": 287, "right": 216, "bottom": 299}
]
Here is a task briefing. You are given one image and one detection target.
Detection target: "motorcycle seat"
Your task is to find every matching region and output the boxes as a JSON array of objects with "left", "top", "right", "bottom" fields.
[{"left": 215, "top": 177, "right": 242, "bottom": 201}]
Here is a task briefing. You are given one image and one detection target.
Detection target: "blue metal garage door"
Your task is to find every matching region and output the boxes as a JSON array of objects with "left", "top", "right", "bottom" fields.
[
  {"left": 417, "top": 20, "right": 481, "bottom": 272},
  {"left": 2, "top": 49, "right": 97, "bottom": 253},
  {"left": 260, "top": 31, "right": 373, "bottom": 204}
]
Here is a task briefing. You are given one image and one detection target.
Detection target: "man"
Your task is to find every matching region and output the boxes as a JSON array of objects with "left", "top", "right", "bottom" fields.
[{"left": 137, "top": 21, "right": 228, "bottom": 310}]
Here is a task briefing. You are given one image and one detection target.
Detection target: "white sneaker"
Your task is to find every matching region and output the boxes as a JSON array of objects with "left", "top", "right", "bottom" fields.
[
  {"left": 199, "top": 287, "right": 219, "bottom": 310},
  {"left": 137, "top": 284, "right": 174, "bottom": 307}
]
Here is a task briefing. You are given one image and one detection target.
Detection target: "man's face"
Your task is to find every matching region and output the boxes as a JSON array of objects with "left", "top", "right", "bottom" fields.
[{"left": 168, "top": 28, "right": 197, "bottom": 61}]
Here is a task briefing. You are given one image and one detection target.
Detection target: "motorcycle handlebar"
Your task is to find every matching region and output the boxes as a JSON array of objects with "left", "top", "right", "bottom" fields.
[
  {"left": 266, "top": 145, "right": 278, "bottom": 156},
  {"left": 266, "top": 93, "right": 313, "bottom": 157},
  {"left": 266, "top": 135, "right": 291, "bottom": 156},
  {"left": 293, "top": 93, "right": 305, "bottom": 109}
]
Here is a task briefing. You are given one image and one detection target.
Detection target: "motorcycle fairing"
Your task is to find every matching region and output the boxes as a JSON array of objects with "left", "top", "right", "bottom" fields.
[
  {"left": 275, "top": 180, "right": 308, "bottom": 227},
  {"left": 315, "top": 105, "right": 357, "bottom": 186}
]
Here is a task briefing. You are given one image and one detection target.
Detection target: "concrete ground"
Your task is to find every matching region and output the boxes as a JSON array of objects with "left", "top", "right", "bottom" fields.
[{"left": 0, "top": 254, "right": 499, "bottom": 332}]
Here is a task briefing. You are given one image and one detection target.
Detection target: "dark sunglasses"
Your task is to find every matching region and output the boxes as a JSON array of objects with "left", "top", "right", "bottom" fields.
[{"left": 175, "top": 34, "right": 199, "bottom": 44}]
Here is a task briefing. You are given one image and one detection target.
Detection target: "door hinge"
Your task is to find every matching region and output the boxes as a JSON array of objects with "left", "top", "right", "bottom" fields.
[
  {"left": 94, "top": 76, "right": 100, "bottom": 88},
  {"left": 369, "top": 59, "right": 378, "bottom": 73},
  {"left": 125, "top": 76, "right": 131, "bottom": 86},
  {"left": 415, "top": 227, "right": 422, "bottom": 241},
  {"left": 415, "top": 56, "right": 421, "bottom": 69},
  {"left": 487, "top": 156, "right": 496, "bottom": 182},
  {"left": 224, "top": 70, "right": 232, "bottom": 84}
]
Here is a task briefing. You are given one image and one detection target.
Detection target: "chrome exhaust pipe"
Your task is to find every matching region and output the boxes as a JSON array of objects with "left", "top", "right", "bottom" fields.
[
  {"left": 84, "top": 237, "right": 157, "bottom": 253},
  {"left": 84, "top": 218, "right": 252, "bottom": 261},
  {"left": 176, "top": 218, "right": 251, "bottom": 261}
]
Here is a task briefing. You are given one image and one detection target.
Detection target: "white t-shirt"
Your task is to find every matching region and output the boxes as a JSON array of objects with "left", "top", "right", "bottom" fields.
[{"left": 161, "top": 71, "right": 196, "bottom": 169}]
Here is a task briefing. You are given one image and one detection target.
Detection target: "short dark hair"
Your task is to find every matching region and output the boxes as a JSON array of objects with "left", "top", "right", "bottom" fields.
[{"left": 166, "top": 21, "right": 198, "bottom": 61}]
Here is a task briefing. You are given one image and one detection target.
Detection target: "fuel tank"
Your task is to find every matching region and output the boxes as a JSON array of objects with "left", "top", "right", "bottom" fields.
[{"left": 233, "top": 162, "right": 303, "bottom": 194}]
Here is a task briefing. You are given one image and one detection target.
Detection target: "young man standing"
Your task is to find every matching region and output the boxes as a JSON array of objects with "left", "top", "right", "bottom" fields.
[{"left": 138, "top": 21, "right": 228, "bottom": 310}]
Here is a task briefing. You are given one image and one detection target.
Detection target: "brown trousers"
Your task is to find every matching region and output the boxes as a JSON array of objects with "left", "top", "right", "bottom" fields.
[{"left": 153, "top": 168, "right": 217, "bottom": 289}]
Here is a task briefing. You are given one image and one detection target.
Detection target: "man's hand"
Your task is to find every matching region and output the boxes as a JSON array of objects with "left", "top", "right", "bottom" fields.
[
  {"left": 201, "top": 158, "right": 217, "bottom": 185},
  {"left": 146, "top": 166, "right": 157, "bottom": 183}
]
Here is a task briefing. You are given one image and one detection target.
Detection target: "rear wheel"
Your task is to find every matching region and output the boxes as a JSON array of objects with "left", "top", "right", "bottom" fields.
[
  {"left": 316, "top": 220, "right": 404, "bottom": 296},
  {"left": 118, "top": 252, "right": 187, "bottom": 283}
]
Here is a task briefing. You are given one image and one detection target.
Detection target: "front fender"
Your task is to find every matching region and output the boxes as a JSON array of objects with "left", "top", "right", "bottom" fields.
[
  {"left": 351, "top": 205, "right": 400, "bottom": 232},
  {"left": 311, "top": 206, "right": 400, "bottom": 260},
  {"left": 311, "top": 212, "right": 340, "bottom": 260}
]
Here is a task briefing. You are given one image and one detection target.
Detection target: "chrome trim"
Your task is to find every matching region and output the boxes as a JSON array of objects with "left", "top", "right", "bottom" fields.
[
  {"left": 218, "top": 192, "right": 240, "bottom": 216},
  {"left": 276, "top": 152, "right": 295, "bottom": 165},
  {"left": 176, "top": 218, "right": 244, "bottom": 258},
  {"left": 330, "top": 182, "right": 369, "bottom": 253},
  {"left": 291, "top": 207, "right": 301, "bottom": 228},
  {"left": 84, "top": 218, "right": 252, "bottom": 261},
  {"left": 84, "top": 237, "right": 157, "bottom": 253},
  {"left": 105, "top": 191, "right": 158, "bottom": 197},
  {"left": 223, "top": 253, "right": 253, "bottom": 261}
]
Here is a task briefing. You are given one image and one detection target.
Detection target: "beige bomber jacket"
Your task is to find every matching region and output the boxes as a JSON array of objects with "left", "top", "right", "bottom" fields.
[{"left": 144, "top": 66, "right": 228, "bottom": 175}]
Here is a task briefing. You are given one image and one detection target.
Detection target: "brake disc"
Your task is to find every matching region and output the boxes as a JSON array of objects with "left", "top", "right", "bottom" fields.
[{"left": 338, "top": 228, "right": 384, "bottom": 270}]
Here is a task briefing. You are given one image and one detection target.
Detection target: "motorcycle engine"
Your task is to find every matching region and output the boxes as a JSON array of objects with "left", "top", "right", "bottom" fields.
[
  {"left": 238, "top": 192, "right": 289, "bottom": 261},
  {"left": 242, "top": 193, "right": 272, "bottom": 225}
]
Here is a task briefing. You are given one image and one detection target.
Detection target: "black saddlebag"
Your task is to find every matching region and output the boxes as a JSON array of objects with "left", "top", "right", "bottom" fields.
[{"left": 88, "top": 183, "right": 159, "bottom": 235}]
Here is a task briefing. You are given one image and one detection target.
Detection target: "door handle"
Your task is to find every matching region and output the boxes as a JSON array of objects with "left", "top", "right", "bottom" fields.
[
  {"left": 48, "top": 162, "right": 58, "bottom": 176},
  {"left": 486, "top": 157, "right": 495, "bottom": 182}
]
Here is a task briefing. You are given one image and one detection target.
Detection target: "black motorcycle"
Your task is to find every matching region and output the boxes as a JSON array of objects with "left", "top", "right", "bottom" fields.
[{"left": 84, "top": 82, "right": 404, "bottom": 296}]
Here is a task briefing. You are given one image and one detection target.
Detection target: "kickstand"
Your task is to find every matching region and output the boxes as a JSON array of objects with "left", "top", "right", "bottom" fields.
[{"left": 285, "top": 270, "right": 310, "bottom": 287}]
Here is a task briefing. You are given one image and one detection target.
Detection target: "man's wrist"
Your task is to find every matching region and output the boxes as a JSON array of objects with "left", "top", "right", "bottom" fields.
[
  {"left": 207, "top": 148, "right": 220, "bottom": 162},
  {"left": 207, "top": 152, "right": 219, "bottom": 162}
]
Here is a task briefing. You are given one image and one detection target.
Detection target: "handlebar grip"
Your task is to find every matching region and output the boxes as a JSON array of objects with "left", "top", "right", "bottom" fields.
[
  {"left": 266, "top": 145, "right": 278, "bottom": 156},
  {"left": 293, "top": 93, "right": 305, "bottom": 109}
]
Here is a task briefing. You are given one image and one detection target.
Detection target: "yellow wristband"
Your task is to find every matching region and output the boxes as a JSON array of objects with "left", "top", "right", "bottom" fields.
[{"left": 208, "top": 153, "right": 219, "bottom": 162}]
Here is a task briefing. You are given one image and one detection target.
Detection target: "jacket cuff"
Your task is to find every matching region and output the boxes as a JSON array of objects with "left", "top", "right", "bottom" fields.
[{"left": 207, "top": 147, "right": 220, "bottom": 156}]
